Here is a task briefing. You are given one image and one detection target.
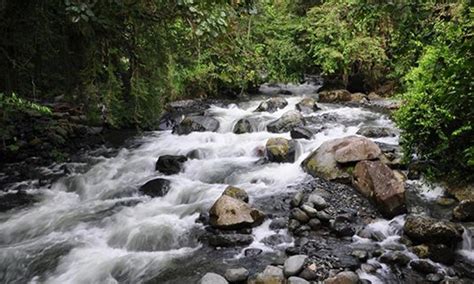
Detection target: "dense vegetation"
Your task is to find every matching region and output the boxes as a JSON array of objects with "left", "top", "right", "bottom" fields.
[{"left": 0, "top": 1, "right": 472, "bottom": 181}]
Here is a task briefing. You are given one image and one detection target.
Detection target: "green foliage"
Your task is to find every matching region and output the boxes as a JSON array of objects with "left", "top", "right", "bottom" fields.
[{"left": 395, "top": 2, "right": 474, "bottom": 181}]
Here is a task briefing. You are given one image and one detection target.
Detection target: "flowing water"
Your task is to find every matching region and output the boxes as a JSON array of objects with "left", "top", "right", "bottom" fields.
[{"left": 0, "top": 85, "right": 472, "bottom": 283}]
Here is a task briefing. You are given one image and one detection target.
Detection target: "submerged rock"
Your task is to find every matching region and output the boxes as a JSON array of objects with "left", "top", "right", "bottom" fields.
[
  {"left": 403, "top": 215, "right": 464, "bottom": 246},
  {"left": 296, "top": 97, "right": 320, "bottom": 113},
  {"left": 209, "top": 195, "right": 265, "bottom": 230},
  {"left": 352, "top": 160, "right": 406, "bottom": 218},
  {"left": 255, "top": 97, "right": 288, "bottom": 113},
  {"left": 155, "top": 155, "right": 187, "bottom": 175},
  {"left": 301, "top": 136, "right": 381, "bottom": 182},
  {"left": 222, "top": 186, "right": 249, "bottom": 203},
  {"left": 139, "top": 178, "right": 171, "bottom": 197},
  {"left": 172, "top": 115, "right": 219, "bottom": 135},
  {"left": 207, "top": 233, "right": 253, "bottom": 247},
  {"left": 265, "top": 137, "right": 296, "bottom": 163},
  {"left": 356, "top": 126, "right": 396, "bottom": 138},
  {"left": 267, "top": 110, "right": 305, "bottom": 133}
]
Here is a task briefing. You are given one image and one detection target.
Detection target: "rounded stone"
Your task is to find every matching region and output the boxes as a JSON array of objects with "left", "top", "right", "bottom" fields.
[
  {"left": 199, "top": 272, "right": 228, "bottom": 284},
  {"left": 284, "top": 254, "right": 308, "bottom": 277},
  {"left": 224, "top": 267, "right": 249, "bottom": 283}
]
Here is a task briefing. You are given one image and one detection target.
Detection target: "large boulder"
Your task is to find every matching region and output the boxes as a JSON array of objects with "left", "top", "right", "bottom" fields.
[
  {"left": 233, "top": 116, "right": 265, "bottom": 134},
  {"left": 155, "top": 155, "right": 187, "bottom": 175},
  {"left": 352, "top": 160, "right": 406, "bottom": 218},
  {"left": 209, "top": 195, "right": 265, "bottom": 230},
  {"left": 267, "top": 110, "right": 305, "bottom": 133},
  {"left": 296, "top": 98, "right": 320, "bottom": 113},
  {"left": 318, "top": 90, "right": 352, "bottom": 103},
  {"left": 301, "top": 136, "right": 381, "bottom": 182},
  {"left": 453, "top": 200, "right": 474, "bottom": 221},
  {"left": 255, "top": 97, "right": 288, "bottom": 113},
  {"left": 222, "top": 186, "right": 249, "bottom": 203},
  {"left": 265, "top": 138, "right": 296, "bottom": 163},
  {"left": 139, "top": 178, "right": 171, "bottom": 197},
  {"left": 403, "top": 215, "right": 464, "bottom": 246},
  {"left": 172, "top": 115, "right": 219, "bottom": 135}
]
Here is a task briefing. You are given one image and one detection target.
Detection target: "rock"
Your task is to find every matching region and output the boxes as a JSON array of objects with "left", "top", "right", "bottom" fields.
[
  {"left": 426, "top": 273, "right": 443, "bottom": 282},
  {"left": 244, "top": 248, "right": 263, "bottom": 257},
  {"left": 291, "top": 127, "right": 313, "bottom": 140},
  {"left": 294, "top": 225, "right": 311, "bottom": 236},
  {"left": 315, "top": 210, "right": 332, "bottom": 222},
  {"left": 291, "top": 208, "right": 310, "bottom": 223},
  {"left": 301, "top": 204, "right": 318, "bottom": 218},
  {"left": 356, "top": 126, "right": 396, "bottom": 138},
  {"left": 284, "top": 255, "right": 308, "bottom": 277},
  {"left": 411, "top": 244, "right": 430, "bottom": 258},
  {"left": 324, "top": 271, "right": 359, "bottom": 284},
  {"left": 351, "top": 250, "right": 368, "bottom": 262},
  {"left": 351, "top": 92, "right": 368, "bottom": 103},
  {"left": 288, "top": 276, "right": 310, "bottom": 284},
  {"left": 166, "top": 99, "right": 209, "bottom": 114},
  {"left": 172, "top": 115, "right": 219, "bottom": 135},
  {"left": 233, "top": 117, "right": 262, "bottom": 134},
  {"left": 255, "top": 97, "right": 288, "bottom": 113},
  {"left": 288, "top": 219, "right": 301, "bottom": 232},
  {"left": 331, "top": 219, "right": 355, "bottom": 237},
  {"left": 301, "top": 136, "right": 381, "bottom": 182},
  {"left": 403, "top": 215, "right": 464, "bottom": 246},
  {"left": 308, "top": 218, "right": 322, "bottom": 230},
  {"left": 453, "top": 200, "right": 474, "bottom": 221},
  {"left": 270, "top": 218, "right": 287, "bottom": 230},
  {"left": 200, "top": 272, "right": 228, "bottom": 284},
  {"left": 296, "top": 98, "right": 320, "bottom": 113},
  {"left": 139, "top": 178, "right": 171, "bottom": 197},
  {"left": 209, "top": 195, "right": 265, "bottom": 230},
  {"left": 253, "top": 265, "right": 285, "bottom": 284},
  {"left": 368, "top": 92, "right": 382, "bottom": 101},
  {"left": 318, "top": 89, "right": 352, "bottom": 103},
  {"left": 155, "top": 155, "right": 187, "bottom": 175},
  {"left": 298, "top": 264, "right": 318, "bottom": 281},
  {"left": 291, "top": 192, "right": 304, "bottom": 208},
  {"left": 225, "top": 268, "right": 249, "bottom": 283},
  {"left": 207, "top": 233, "right": 254, "bottom": 247},
  {"left": 0, "top": 191, "right": 36, "bottom": 212},
  {"left": 352, "top": 160, "right": 406, "bottom": 218},
  {"left": 267, "top": 110, "right": 305, "bottom": 133},
  {"left": 436, "top": 197, "right": 457, "bottom": 207},
  {"left": 379, "top": 251, "right": 411, "bottom": 266},
  {"left": 410, "top": 260, "right": 439, "bottom": 275},
  {"left": 307, "top": 193, "right": 329, "bottom": 210},
  {"left": 222, "top": 186, "right": 249, "bottom": 203},
  {"left": 265, "top": 138, "right": 296, "bottom": 163},
  {"left": 426, "top": 243, "right": 456, "bottom": 265},
  {"left": 447, "top": 183, "right": 474, "bottom": 202}
]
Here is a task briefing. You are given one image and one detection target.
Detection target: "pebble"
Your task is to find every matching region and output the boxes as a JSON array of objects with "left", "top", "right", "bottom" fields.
[
  {"left": 291, "top": 192, "right": 304, "bottom": 208},
  {"left": 301, "top": 204, "right": 318, "bottom": 217},
  {"left": 291, "top": 208, "right": 310, "bottom": 223},
  {"left": 308, "top": 193, "right": 329, "bottom": 210},
  {"left": 288, "top": 219, "right": 301, "bottom": 232}
]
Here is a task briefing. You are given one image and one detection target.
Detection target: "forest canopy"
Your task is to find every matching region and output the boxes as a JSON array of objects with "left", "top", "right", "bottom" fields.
[{"left": 0, "top": 0, "right": 473, "bottom": 181}]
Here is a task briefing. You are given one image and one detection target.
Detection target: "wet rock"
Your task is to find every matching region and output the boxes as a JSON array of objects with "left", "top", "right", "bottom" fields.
[
  {"left": 331, "top": 219, "right": 355, "bottom": 237},
  {"left": 267, "top": 110, "right": 305, "bottom": 133},
  {"left": 298, "top": 264, "right": 318, "bottom": 281},
  {"left": 209, "top": 195, "right": 265, "bottom": 230},
  {"left": 0, "top": 191, "right": 36, "bottom": 212},
  {"left": 172, "top": 115, "right": 219, "bottom": 135},
  {"left": 324, "top": 271, "right": 359, "bottom": 284},
  {"left": 379, "top": 251, "right": 411, "bottom": 266},
  {"left": 352, "top": 160, "right": 406, "bottom": 218},
  {"left": 200, "top": 272, "right": 228, "bottom": 284},
  {"left": 291, "top": 192, "right": 305, "bottom": 208},
  {"left": 410, "top": 259, "right": 439, "bottom": 275},
  {"left": 291, "top": 127, "right": 313, "bottom": 140},
  {"left": 426, "top": 243, "right": 455, "bottom": 265},
  {"left": 155, "top": 155, "right": 187, "bottom": 175},
  {"left": 139, "top": 178, "right": 171, "bottom": 197},
  {"left": 288, "top": 219, "right": 301, "bottom": 232},
  {"left": 447, "top": 183, "right": 474, "bottom": 202},
  {"left": 308, "top": 218, "right": 322, "bottom": 230},
  {"left": 222, "top": 186, "right": 249, "bottom": 203},
  {"left": 244, "top": 248, "right": 263, "bottom": 257},
  {"left": 225, "top": 267, "right": 249, "bottom": 283},
  {"left": 308, "top": 193, "right": 329, "bottom": 210},
  {"left": 411, "top": 244, "right": 430, "bottom": 258},
  {"left": 207, "top": 233, "right": 253, "bottom": 247},
  {"left": 356, "top": 126, "right": 396, "bottom": 138},
  {"left": 294, "top": 225, "right": 311, "bottom": 237},
  {"left": 426, "top": 273, "right": 443, "bottom": 283},
  {"left": 284, "top": 255, "right": 308, "bottom": 277},
  {"left": 403, "top": 215, "right": 464, "bottom": 246},
  {"left": 351, "top": 92, "right": 368, "bottom": 103},
  {"left": 291, "top": 208, "right": 310, "bottom": 223},
  {"left": 262, "top": 234, "right": 292, "bottom": 246},
  {"left": 288, "top": 276, "right": 310, "bottom": 284},
  {"left": 301, "top": 136, "right": 381, "bottom": 182},
  {"left": 318, "top": 89, "right": 352, "bottom": 103},
  {"left": 233, "top": 117, "right": 261, "bottom": 134},
  {"left": 255, "top": 97, "right": 288, "bottom": 113},
  {"left": 436, "top": 197, "right": 457, "bottom": 207},
  {"left": 351, "top": 250, "right": 368, "bottom": 262},
  {"left": 270, "top": 218, "right": 288, "bottom": 230},
  {"left": 453, "top": 200, "right": 474, "bottom": 221},
  {"left": 315, "top": 210, "right": 332, "bottom": 223},
  {"left": 265, "top": 138, "right": 296, "bottom": 163},
  {"left": 296, "top": 98, "right": 320, "bottom": 113},
  {"left": 252, "top": 265, "right": 285, "bottom": 284}
]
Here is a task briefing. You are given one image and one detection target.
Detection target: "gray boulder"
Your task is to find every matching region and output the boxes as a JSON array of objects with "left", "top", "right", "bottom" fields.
[
  {"left": 267, "top": 110, "right": 305, "bottom": 133},
  {"left": 284, "top": 255, "right": 308, "bottom": 277},
  {"left": 139, "top": 178, "right": 171, "bottom": 197},
  {"left": 255, "top": 97, "right": 288, "bottom": 112},
  {"left": 172, "top": 115, "right": 219, "bottom": 135},
  {"left": 200, "top": 272, "right": 228, "bottom": 284}
]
